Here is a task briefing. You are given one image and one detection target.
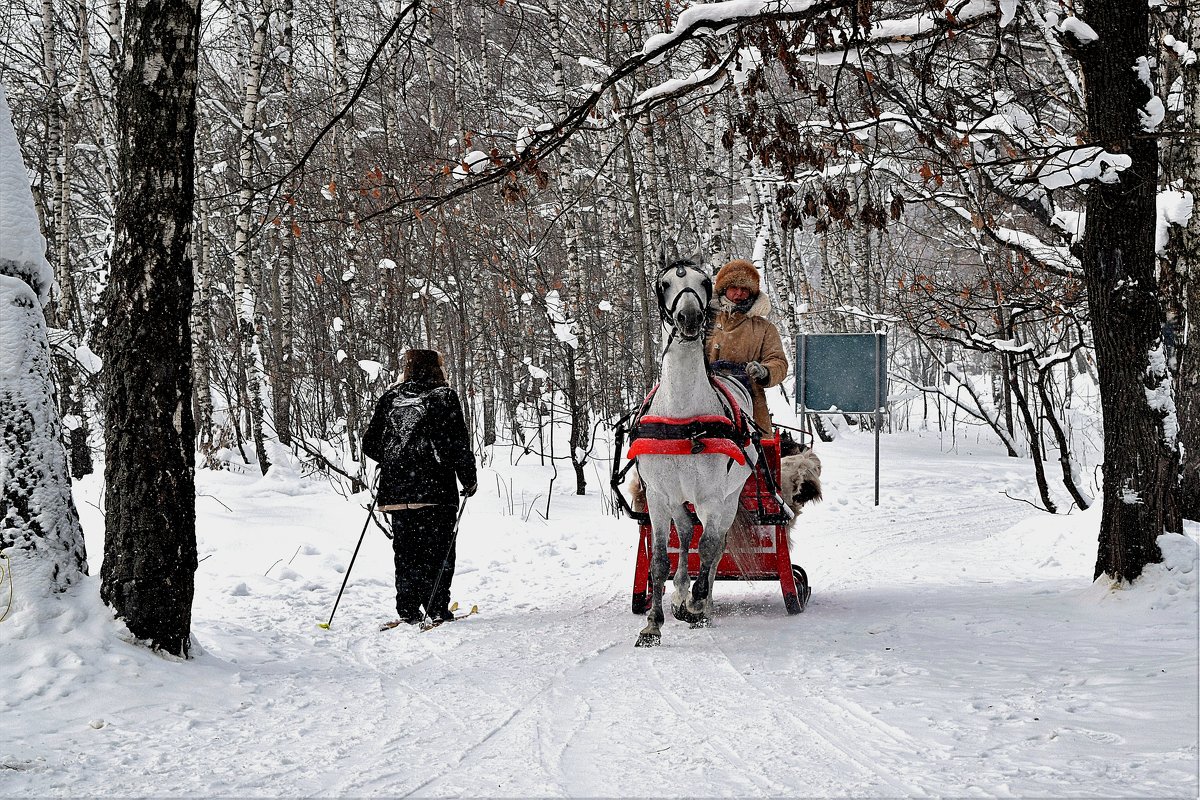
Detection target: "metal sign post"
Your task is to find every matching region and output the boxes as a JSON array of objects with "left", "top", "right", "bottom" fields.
[
  {"left": 796, "top": 333, "right": 888, "bottom": 506},
  {"left": 874, "top": 334, "right": 881, "bottom": 507}
]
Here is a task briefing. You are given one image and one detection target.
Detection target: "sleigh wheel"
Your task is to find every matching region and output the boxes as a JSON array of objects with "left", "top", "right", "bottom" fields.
[
  {"left": 632, "top": 591, "right": 647, "bottom": 615},
  {"left": 786, "top": 565, "right": 811, "bottom": 614}
]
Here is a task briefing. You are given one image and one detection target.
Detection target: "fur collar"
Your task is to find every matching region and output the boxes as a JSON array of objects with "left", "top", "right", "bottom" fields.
[{"left": 714, "top": 290, "right": 772, "bottom": 320}]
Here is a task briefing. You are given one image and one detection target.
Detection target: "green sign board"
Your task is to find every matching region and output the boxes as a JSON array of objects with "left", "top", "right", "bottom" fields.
[{"left": 796, "top": 333, "right": 887, "bottom": 414}]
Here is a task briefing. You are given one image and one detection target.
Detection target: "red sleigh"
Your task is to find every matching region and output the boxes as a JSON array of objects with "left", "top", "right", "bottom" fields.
[{"left": 613, "top": 430, "right": 811, "bottom": 616}]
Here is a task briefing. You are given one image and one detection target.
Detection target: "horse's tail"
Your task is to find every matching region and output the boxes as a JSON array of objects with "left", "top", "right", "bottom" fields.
[
  {"left": 627, "top": 467, "right": 647, "bottom": 513},
  {"left": 723, "top": 502, "right": 760, "bottom": 579}
]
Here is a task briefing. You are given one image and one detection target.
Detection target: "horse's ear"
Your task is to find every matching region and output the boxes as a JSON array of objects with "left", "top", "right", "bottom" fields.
[
  {"left": 687, "top": 245, "right": 705, "bottom": 270},
  {"left": 661, "top": 240, "right": 689, "bottom": 270}
]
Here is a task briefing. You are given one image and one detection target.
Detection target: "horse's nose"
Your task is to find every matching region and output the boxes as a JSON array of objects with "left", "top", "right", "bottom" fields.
[{"left": 677, "top": 305, "right": 704, "bottom": 334}]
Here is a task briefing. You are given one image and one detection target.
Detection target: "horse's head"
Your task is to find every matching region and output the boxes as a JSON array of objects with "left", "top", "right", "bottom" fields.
[{"left": 655, "top": 254, "right": 712, "bottom": 342}]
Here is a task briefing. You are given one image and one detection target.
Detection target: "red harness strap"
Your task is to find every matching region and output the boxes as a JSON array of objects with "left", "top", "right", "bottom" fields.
[
  {"left": 627, "top": 436, "right": 748, "bottom": 464},
  {"left": 709, "top": 379, "right": 746, "bottom": 433}
]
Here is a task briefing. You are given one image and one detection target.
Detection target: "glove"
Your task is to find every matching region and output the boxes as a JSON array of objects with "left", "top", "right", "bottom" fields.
[
  {"left": 461, "top": 483, "right": 478, "bottom": 497},
  {"left": 745, "top": 361, "right": 769, "bottom": 384}
]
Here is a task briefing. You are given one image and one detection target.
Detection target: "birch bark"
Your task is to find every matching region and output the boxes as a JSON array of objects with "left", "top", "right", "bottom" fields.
[
  {"left": 1168, "top": 6, "right": 1199, "bottom": 521},
  {"left": 550, "top": 0, "right": 590, "bottom": 494},
  {"left": 274, "top": 0, "right": 298, "bottom": 448},
  {"left": 232, "top": 0, "right": 272, "bottom": 474},
  {"left": 100, "top": 0, "right": 201, "bottom": 656}
]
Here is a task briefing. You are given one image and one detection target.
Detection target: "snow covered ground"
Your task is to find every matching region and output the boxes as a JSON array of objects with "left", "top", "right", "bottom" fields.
[{"left": 2, "top": 428, "right": 1197, "bottom": 797}]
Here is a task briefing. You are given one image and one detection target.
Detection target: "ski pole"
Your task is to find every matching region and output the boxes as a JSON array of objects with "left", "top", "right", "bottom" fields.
[
  {"left": 420, "top": 494, "right": 469, "bottom": 627},
  {"left": 319, "top": 492, "right": 379, "bottom": 630}
]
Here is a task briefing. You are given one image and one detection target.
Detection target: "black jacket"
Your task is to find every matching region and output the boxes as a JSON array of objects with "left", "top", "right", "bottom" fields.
[{"left": 362, "top": 380, "right": 477, "bottom": 507}]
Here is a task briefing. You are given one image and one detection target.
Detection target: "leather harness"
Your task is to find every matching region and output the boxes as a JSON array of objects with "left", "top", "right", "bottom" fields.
[{"left": 626, "top": 379, "right": 751, "bottom": 466}]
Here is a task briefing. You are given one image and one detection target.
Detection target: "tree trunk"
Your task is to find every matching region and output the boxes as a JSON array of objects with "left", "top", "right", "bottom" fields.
[
  {"left": 994, "top": 282, "right": 1016, "bottom": 444},
  {"left": 192, "top": 195, "right": 217, "bottom": 467},
  {"left": 1007, "top": 358, "right": 1056, "bottom": 512},
  {"left": 1078, "top": 0, "right": 1182, "bottom": 580},
  {"left": 233, "top": 0, "right": 271, "bottom": 475},
  {"left": 703, "top": 106, "right": 728, "bottom": 265},
  {"left": 1036, "top": 364, "right": 1093, "bottom": 511},
  {"left": 59, "top": 0, "right": 95, "bottom": 480},
  {"left": 551, "top": 0, "right": 590, "bottom": 494},
  {"left": 41, "top": 0, "right": 93, "bottom": 482},
  {"left": 39, "top": 0, "right": 62, "bottom": 256},
  {"left": 273, "top": 0, "right": 297, "bottom": 449},
  {"left": 1168, "top": 3, "right": 1199, "bottom": 521},
  {"left": 615, "top": 105, "right": 655, "bottom": 383},
  {"left": 100, "top": 0, "right": 200, "bottom": 656},
  {"left": 330, "top": 0, "right": 363, "bottom": 466}
]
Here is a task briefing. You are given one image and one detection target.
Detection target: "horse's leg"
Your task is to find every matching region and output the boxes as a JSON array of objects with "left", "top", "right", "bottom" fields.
[
  {"left": 691, "top": 532, "right": 724, "bottom": 623},
  {"left": 688, "top": 489, "right": 742, "bottom": 623},
  {"left": 637, "top": 492, "right": 673, "bottom": 647},
  {"left": 670, "top": 503, "right": 697, "bottom": 622}
]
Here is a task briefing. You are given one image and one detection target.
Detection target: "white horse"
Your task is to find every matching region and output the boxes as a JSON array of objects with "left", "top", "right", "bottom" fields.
[{"left": 632, "top": 255, "right": 756, "bottom": 647}]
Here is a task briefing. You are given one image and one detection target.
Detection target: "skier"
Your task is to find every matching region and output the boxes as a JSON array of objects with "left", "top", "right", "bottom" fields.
[
  {"left": 706, "top": 258, "right": 789, "bottom": 433},
  {"left": 362, "top": 349, "right": 477, "bottom": 625}
]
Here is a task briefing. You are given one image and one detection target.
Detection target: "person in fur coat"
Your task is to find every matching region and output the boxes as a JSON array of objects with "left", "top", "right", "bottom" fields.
[
  {"left": 707, "top": 258, "right": 789, "bottom": 432},
  {"left": 362, "top": 349, "right": 477, "bottom": 625}
]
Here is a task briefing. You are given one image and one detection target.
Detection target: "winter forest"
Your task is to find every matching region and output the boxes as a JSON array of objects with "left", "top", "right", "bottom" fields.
[{"left": 1, "top": 0, "right": 1198, "bottom": 793}]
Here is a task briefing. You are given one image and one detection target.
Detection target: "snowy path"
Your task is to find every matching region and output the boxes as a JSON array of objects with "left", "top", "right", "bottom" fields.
[{"left": 2, "top": 432, "right": 1197, "bottom": 797}]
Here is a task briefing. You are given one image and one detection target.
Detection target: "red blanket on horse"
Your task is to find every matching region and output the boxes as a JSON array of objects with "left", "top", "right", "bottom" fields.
[{"left": 626, "top": 380, "right": 750, "bottom": 465}]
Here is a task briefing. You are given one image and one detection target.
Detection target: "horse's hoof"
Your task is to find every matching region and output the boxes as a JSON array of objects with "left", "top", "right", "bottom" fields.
[
  {"left": 635, "top": 633, "right": 661, "bottom": 648},
  {"left": 672, "top": 603, "right": 704, "bottom": 625}
]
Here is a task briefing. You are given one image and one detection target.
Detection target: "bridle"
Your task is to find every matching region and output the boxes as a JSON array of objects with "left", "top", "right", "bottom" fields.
[{"left": 656, "top": 260, "right": 713, "bottom": 344}]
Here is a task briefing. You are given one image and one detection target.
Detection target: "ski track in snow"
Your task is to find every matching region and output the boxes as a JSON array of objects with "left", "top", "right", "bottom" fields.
[{"left": 2, "top": 430, "right": 1197, "bottom": 797}]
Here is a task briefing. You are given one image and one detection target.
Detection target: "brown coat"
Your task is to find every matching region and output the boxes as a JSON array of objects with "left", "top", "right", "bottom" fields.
[{"left": 706, "top": 292, "right": 789, "bottom": 431}]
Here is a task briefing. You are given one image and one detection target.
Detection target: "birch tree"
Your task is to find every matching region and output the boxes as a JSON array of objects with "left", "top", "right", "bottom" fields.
[
  {"left": 232, "top": 0, "right": 272, "bottom": 474},
  {"left": 1161, "top": 1, "right": 1199, "bottom": 522},
  {"left": 99, "top": 0, "right": 201, "bottom": 656}
]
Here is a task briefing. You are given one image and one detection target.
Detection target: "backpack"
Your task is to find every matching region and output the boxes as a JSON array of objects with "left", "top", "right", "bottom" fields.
[{"left": 378, "top": 389, "right": 442, "bottom": 467}]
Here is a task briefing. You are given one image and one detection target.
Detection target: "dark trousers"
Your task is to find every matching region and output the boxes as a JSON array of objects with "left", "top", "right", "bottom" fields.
[{"left": 390, "top": 505, "right": 457, "bottom": 618}]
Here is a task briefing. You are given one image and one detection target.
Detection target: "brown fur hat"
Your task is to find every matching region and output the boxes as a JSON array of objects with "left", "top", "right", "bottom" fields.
[
  {"left": 402, "top": 348, "right": 447, "bottom": 384},
  {"left": 714, "top": 259, "right": 761, "bottom": 297}
]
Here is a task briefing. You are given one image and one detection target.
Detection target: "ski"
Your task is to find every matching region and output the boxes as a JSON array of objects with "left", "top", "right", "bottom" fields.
[
  {"left": 379, "top": 619, "right": 411, "bottom": 631},
  {"left": 380, "top": 603, "right": 479, "bottom": 632},
  {"left": 420, "top": 604, "right": 479, "bottom": 631}
]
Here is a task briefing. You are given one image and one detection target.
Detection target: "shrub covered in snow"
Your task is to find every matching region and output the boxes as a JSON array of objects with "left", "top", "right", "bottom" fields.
[{"left": 0, "top": 81, "right": 86, "bottom": 596}]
